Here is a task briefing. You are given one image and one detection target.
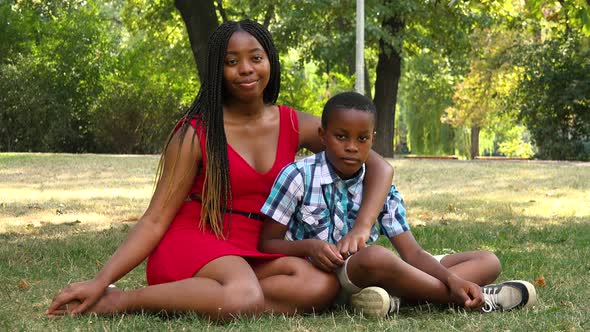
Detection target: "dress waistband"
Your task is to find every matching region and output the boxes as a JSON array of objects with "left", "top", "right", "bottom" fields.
[{"left": 185, "top": 193, "right": 266, "bottom": 221}]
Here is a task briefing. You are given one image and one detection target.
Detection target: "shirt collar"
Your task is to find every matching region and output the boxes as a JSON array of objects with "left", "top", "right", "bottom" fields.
[{"left": 318, "top": 151, "right": 365, "bottom": 194}]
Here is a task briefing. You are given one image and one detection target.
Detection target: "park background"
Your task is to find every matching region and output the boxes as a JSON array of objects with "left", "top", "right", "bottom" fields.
[
  {"left": 1, "top": 0, "right": 589, "bottom": 331},
  {"left": 1, "top": 0, "right": 589, "bottom": 160}
]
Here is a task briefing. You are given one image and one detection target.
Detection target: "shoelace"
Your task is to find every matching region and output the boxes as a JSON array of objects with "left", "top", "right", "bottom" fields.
[
  {"left": 388, "top": 296, "right": 401, "bottom": 315},
  {"left": 482, "top": 287, "right": 499, "bottom": 313}
]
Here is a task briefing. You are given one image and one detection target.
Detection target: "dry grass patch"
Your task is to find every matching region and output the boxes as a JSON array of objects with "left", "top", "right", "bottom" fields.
[{"left": 1, "top": 153, "right": 157, "bottom": 232}]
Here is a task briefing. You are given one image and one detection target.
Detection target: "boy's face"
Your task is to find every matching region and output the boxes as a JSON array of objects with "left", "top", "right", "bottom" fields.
[{"left": 319, "top": 108, "right": 375, "bottom": 179}]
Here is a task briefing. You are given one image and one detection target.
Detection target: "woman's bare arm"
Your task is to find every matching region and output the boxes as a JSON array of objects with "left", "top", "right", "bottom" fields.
[
  {"left": 95, "top": 127, "right": 202, "bottom": 284},
  {"left": 48, "top": 127, "right": 202, "bottom": 315}
]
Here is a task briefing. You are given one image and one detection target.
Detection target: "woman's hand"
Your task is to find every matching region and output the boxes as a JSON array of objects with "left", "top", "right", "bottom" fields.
[
  {"left": 307, "top": 239, "right": 345, "bottom": 272},
  {"left": 46, "top": 278, "right": 109, "bottom": 317},
  {"left": 447, "top": 274, "right": 485, "bottom": 311}
]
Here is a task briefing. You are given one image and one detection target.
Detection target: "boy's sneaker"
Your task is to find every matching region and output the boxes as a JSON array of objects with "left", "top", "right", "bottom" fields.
[
  {"left": 482, "top": 280, "right": 537, "bottom": 312},
  {"left": 350, "top": 286, "right": 400, "bottom": 318}
]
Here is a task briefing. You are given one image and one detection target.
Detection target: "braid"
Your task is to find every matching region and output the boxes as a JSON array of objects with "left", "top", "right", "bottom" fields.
[{"left": 156, "top": 20, "right": 280, "bottom": 238}]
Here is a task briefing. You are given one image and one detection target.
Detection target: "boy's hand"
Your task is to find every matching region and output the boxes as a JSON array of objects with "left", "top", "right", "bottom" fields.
[
  {"left": 336, "top": 226, "right": 370, "bottom": 258},
  {"left": 308, "top": 239, "right": 345, "bottom": 272},
  {"left": 447, "top": 274, "right": 485, "bottom": 311}
]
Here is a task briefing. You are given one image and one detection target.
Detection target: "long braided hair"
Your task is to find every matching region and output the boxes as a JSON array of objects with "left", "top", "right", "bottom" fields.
[{"left": 156, "top": 20, "right": 280, "bottom": 237}]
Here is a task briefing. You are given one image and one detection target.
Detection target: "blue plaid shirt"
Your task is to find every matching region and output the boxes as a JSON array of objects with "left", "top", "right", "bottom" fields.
[{"left": 261, "top": 152, "right": 409, "bottom": 244}]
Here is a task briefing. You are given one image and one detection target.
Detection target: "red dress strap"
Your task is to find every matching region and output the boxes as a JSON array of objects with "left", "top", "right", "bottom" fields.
[{"left": 278, "top": 105, "right": 300, "bottom": 156}]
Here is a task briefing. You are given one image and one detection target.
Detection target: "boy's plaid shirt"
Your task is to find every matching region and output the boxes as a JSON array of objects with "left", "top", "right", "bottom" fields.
[{"left": 261, "top": 152, "right": 409, "bottom": 244}]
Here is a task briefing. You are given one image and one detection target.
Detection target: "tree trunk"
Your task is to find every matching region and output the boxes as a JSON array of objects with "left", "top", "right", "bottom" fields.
[
  {"left": 364, "top": 63, "right": 372, "bottom": 99},
  {"left": 470, "top": 125, "right": 480, "bottom": 159},
  {"left": 373, "top": 15, "right": 403, "bottom": 158},
  {"left": 175, "top": 0, "right": 219, "bottom": 82}
]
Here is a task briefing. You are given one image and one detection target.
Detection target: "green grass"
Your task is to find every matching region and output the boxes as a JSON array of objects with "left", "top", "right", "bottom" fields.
[{"left": 1, "top": 153, "right": 589, "bottom": 331}]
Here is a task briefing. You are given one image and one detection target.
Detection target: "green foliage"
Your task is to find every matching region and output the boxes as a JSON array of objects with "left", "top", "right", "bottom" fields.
[
  {"left": 277, "top": 50, "right": 355, "bottom": 116},
  {"left": 524, "top": 0, "right": 590, "bottom": 36},
  {"left": 0, "top": 1, "right": 34, "bottom": 63},
  {"left": 496, "top": 126, "right": 535, "bottom": 158},
  {"left": 88, "top": 2, "right": 197, "bottom": 154},
  {"left": 0, "top": 1, "right": 112, "bottom": 152},
  {"left": 1, "top": 0, "right": 589, "bottom": 159},
  {"left": 399, "top": 52, "right": 459, "bottom": 156},
  {"left": 89, "top": 82, "right": 183, "bottom": 154},
  {"left": 512, "top": 36, "right": 590, "bottom": 161},
  {"left": 508, "top": 1, "right": 590, "bottom": 161},
  {"left": 0, "top": 0, "right": 196, "bottom": 153}
]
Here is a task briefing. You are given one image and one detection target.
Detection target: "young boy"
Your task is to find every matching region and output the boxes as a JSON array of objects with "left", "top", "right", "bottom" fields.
[{"left": 259, "top": 92, "right": 537, "bottom": 317}]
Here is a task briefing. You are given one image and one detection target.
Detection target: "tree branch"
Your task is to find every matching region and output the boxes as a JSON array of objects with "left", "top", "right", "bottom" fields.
[
  {"left": 263, "top": 4, "right": 275, "bottom": 28},
  {"left": 216, "top": 0, "right": 228, "bottom": 23}
]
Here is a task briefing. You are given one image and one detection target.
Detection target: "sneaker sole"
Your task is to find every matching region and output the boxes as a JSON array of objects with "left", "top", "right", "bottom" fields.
[{"left": 350, "top": 287, "right": 390, "bottom": 318}]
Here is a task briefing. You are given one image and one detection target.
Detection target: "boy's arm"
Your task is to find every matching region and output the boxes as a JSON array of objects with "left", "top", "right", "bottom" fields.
[
  {"left": 258, "top": 219, "right": 310, "bottom": 257},
  {"left": 392, "top": 232, "right": 485, "bottom": 310},
  {"left": 259, "top": 162, "right": 344, "bottom": 272},
  {"left": 337, "top": 150, "right": 393, "bottom": 256},
  {"left": 259, "top": 218, "right": 344, "bottom": 272}
]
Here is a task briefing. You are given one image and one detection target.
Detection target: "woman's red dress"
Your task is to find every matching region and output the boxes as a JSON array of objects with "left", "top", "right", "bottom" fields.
[{"left": 146, "top": 105, "right": 299, "bottom": 285}]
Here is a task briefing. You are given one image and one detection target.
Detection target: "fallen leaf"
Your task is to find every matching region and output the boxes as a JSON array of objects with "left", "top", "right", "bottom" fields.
[
  {"left": 96, "top": 260, "right": 104, "bottom": 267},
  {"left": 560, "top": 300, "right": 573, "bottom": 308},
  {"left": 32, "top": 302, "right": 45, "bottom": 309},
  {"left": 18, "top": 279, "right": 31, "bottom": 289},
  {"left": 534, "top": 275, "right": 546, "bottom": 287}
]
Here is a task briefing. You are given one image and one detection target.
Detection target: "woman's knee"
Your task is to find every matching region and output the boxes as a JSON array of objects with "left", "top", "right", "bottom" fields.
[
  {"left": 220, "top": 281, "right": 265, "bottom": 316},
  {"left": 308, "top": 267, "right": 339, "bottom": 307},
  {"left": 285, "top": 257, "right": 339, "bottom": 310}
]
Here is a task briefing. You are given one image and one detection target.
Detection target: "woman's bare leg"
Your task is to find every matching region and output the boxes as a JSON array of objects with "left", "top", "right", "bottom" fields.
[
  {"left": 54, "top": 256, "right": 266, "bottom": 322},
  {"left": 254, "top": 256, "right": 340, "bottom": 314}
]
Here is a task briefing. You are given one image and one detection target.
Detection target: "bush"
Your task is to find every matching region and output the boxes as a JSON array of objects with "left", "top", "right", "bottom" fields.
[
  {"left": 89, "top": 83, "right": 185, "bottom": 154},
  {"left": 514, "top": 37, "right": 590, "bottom": 161},
  {"left": 0, "top": 56, "right": 93, "bottom": 152}
]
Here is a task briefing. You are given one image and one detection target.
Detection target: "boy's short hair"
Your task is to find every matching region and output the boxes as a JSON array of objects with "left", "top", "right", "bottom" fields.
[{"left": 321, "top": 92, "right": 376, "bottom": 128}]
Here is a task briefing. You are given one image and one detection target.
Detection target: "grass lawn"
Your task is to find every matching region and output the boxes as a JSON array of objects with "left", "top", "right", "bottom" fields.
[{"left": 1, "top": 153, "right": 589, "bottom": 331}]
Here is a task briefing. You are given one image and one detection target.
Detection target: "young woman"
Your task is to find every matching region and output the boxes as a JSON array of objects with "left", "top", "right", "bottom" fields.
[{"left": 46, "top": 20, "right": 393, "bottom": 321}]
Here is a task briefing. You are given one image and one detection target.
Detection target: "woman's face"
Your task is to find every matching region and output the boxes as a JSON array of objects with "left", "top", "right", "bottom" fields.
[{"left": 223, "top": 31, "right": 271, "bottom": 103}]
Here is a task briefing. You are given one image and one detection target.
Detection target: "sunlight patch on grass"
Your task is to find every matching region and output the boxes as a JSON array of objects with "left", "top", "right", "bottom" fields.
[{"left": 1, "top": 154, "right": 156, "bottom": 230}]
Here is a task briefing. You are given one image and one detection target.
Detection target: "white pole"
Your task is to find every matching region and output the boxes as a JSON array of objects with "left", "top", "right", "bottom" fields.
[{"left": 355, "top": 0, "right": 365, "bottom": 94}]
